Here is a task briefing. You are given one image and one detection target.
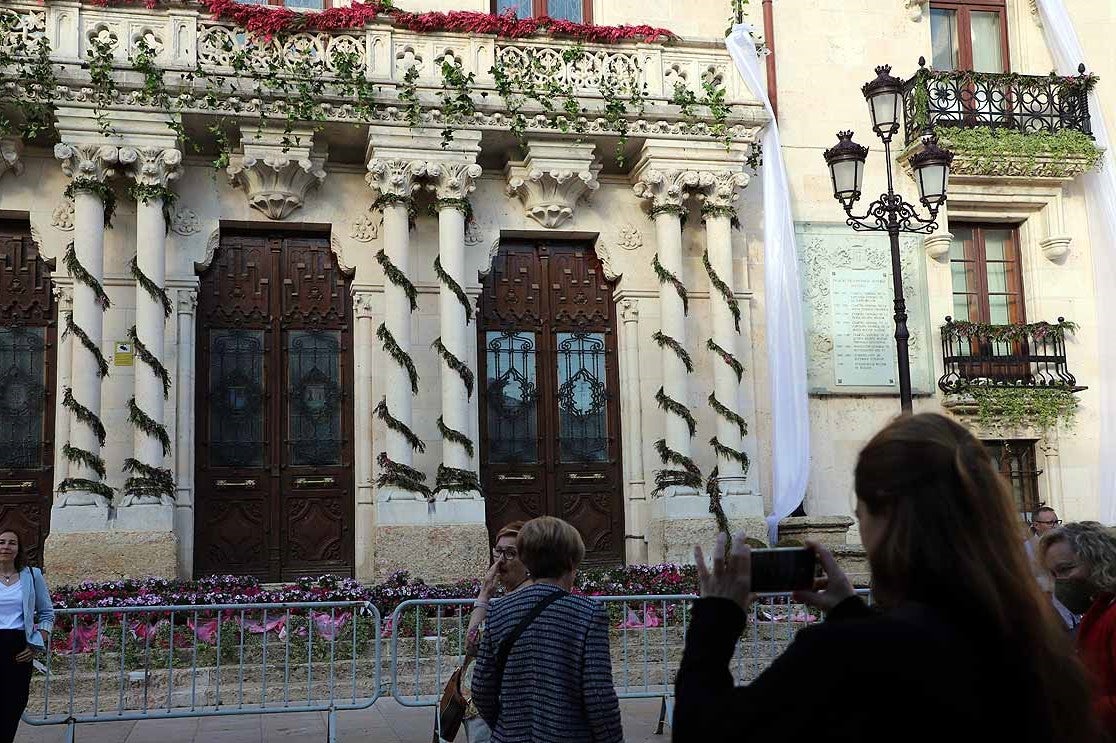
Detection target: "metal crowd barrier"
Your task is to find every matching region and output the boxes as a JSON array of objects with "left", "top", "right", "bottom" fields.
[{"left": 22, "top": 600, "right": 382, "bottom": 743}]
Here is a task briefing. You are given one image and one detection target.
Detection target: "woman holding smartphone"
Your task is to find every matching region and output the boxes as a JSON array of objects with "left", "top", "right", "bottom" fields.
[
  {"left": 674, "top": 413, "right": 1102, "bottom": 743},
  {"left": 0, "top": 528, "right": 54, "bottom": 743}
]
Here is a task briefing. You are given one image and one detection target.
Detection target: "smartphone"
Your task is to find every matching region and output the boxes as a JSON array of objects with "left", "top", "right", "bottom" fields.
[{"left": 749, "top": 547, "right": 817, "bottom": 593}]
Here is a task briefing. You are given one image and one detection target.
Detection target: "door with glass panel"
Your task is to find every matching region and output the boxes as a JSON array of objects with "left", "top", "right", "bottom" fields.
[
  {"left": 194, "top": 233, "right": 354, "bottom": 581},
  {"left": 478, "top": 242, "right": 623, "bottom": 565},
  {"left": 0, "top": 223, "right": 55, "bottom": 567}
]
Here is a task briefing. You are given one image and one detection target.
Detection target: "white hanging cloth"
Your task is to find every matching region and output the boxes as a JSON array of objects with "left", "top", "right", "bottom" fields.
[
  {"left": 1034, "top": 0, "right": 1116, "bottom": 524},
  {"left": 725, "top": 25, "right": 811, "bottom": 542}
]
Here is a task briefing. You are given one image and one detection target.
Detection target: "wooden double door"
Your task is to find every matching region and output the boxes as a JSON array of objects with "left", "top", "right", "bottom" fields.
[
  {"left": 194, "top": 233, "right": 355, "bottom": 581},
  {"left": 0, "top": 223, "right": 55, "bottom": 566},
  {"left": 478, "top": 241, "right": 624, "bottom": 565}
]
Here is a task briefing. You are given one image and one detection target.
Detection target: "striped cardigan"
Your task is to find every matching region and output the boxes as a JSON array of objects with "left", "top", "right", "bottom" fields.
[{"left": 472, "top": 583, "right": 623, "bottom": 743}]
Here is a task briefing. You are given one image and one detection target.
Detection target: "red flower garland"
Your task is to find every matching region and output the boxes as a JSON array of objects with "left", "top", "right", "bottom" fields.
[{"left": 75, "top": 0, "right": 676, "bottom": 43}]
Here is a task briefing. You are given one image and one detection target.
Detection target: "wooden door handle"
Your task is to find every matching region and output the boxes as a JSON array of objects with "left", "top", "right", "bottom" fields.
[
  {"left": 0, "top": 481, "right": 33, "bottom": 491},
  {"left": 496, "top": 474, "right": 534, "bottom": 482},
  {"left": 569, "top": 473, "right": 605, "bottom": 481},
  {"left": 294, "top": 476, "right": 335, "bottom": 487},
  {"left": 215, "top": 479, "right": 257, "bottom": 488}
]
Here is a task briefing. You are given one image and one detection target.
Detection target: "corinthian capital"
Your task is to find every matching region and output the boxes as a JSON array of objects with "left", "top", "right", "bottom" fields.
[
  {"left": 504, "top": 140, "right": 601, "bottom": 229},
  {"left": 54, "top": 143, "right": 119, "bottom": 183},
  {"left": 228, "top": 153, "right": 327, "bottom": 220},
  {"left": 631, "top": 169, "right": 707, "bottom": 210},
  {"left": 698, "top": 170, "right": 750, "bottom": 211},
  {"left": 366, "top": 159, "right": 427, "bottom": 199},
  {"left": 120, "top": 147, "right": 183, "bottom": 188},
  {"left": 428, "top": 162, "right": 483, "bottom": 201},
  {"left": 0, "top": 138, "right": 24, "bottom": 181}
]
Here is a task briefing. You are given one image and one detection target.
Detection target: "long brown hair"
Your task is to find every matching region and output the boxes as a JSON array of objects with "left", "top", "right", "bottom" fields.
[
  {"left": 0, "top": 528, "right": 27, "bottom": 572},
  {"left": 855, "top": 413, "right": 1100, "bottom": 742}
]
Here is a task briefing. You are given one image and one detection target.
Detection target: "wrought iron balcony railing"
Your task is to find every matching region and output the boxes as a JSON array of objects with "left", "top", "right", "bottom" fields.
[
  {"left": 938, "top": 317, "right": 1082, "bottom": 393},
  {"left": 901, "top": 60, "right": 1095, "bottom": 146}
]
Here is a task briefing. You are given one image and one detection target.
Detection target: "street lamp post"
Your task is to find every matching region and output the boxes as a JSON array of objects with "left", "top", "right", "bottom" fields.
[{"left": 823, "top": 64, "right": 954, "bottom": 413}]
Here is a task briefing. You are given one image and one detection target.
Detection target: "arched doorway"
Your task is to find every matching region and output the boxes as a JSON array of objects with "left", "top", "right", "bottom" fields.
[
  {"left": 194, "top": 232, "right": 355, "bottom": 581},
  {"left": 0, "top": 222, "right": 56, "bottom": 565},
  {"left": 478, "top": 240, "right": 624, "bottom": 565}
]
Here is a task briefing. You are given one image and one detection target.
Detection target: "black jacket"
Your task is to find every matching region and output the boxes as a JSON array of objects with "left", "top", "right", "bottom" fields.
[{"left": 674, "top": 596, "right": 1047, "bottom": 743}]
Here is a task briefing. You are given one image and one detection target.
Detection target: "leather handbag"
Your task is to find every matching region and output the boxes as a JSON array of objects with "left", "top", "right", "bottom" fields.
[{"left": 434, "top": 665, "right": 468, "bottom": 742}]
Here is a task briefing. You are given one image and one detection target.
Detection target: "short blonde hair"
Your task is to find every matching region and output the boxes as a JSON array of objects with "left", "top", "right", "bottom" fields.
[
  {"left": 495, "top": 520, "right": 525, "bottom": 543},
  {"left": 1041, "top": 521, "right": 1116, "bottom": 593},
  {"left": 517, "top": 517, "right": 585, "bottom": 579}
]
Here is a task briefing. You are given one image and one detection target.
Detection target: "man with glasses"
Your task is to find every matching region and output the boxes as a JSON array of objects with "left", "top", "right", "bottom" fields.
[{"left": 1025, "top": 507, "right": 1077, "bottom": 632}]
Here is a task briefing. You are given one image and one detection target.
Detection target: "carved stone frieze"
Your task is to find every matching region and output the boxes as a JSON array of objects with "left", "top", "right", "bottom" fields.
[
  {"left": 617, "top": 224, "right": 643, "bottom": 251},
  {"left": 120, "top": 146, "right": 182, "bottom": 187},
  {"left": 428, "top": 161, "right": 482, "bottom": 201},
  {"left": 54, "top": 142, "right": 120, "bottom": 183},
  {"left": 169, "top": 205, "right": 201, "bottom": 236},
  {"left": 365, "top": 158, "right": 427, "bottom": 199},
  {"left": 349, "top": 212, "right": 379, "bottom": 242},
  {"left": 0, "top": 137, "right": 23, "bottom": 181},
  {"left": 228, "top": 152, "right": 327, "bottom": 220},
  {"left": 51, "top": 200, "right": 75, "bottom": 231},
  {"left": 504, "top": 140, "right": 601, "bottom": 229}
]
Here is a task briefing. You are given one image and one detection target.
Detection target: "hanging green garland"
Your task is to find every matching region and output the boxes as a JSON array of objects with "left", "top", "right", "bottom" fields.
[
  {"left": 656, "top": 387, "right": 697, "bottom": 438},
  {"left": 702, "top": 249, "right": 741, "bottom": 332},
  {"left": 437, "top": 416, "right": 475, "bottom": 459},
  {"left": 61, "top": 443, "right": 106, "bottom": 479},
  {"left": 372, "top": 193, "right": 418, "bottom": 229},
  {"left": 700, "top": 202, "right": 741, "bottom": 229},
  {"left": 128, "top": 326, "right": 171, "bottom": 399},
  {"left": 64, "top": 179, "right": 117, "bottom": 227},
  {"left": 652, "top": 254, "right": 689, "bottom": 315},
  {"left": 376, "top": 249, "right": 419, "bottom": 312},
  {"left": 62, "top": 386, "right": 106, "bottom": 447},
  {"left": 127, "top": 397, "right": 171, "bottom": 457},
  {"left": 433, "top": 255, "right": 474, "bottom": 323},
  {"left": 707, "top": 339, "right": 743, "bottom": 382},
  {"left": 704, "top": 466, "right": 733, "bottom": 539},
  {"left": 652, "top": 439, "right": 703, "bottom": 494},
  {"left": 63, "top": 244, "right": 111, "bottom": 311},
  {"left": 648, "top": 203, "right": 689, "bottom": 225},
  {"left": 63, "top": 314, "right": 110, "bottom": 378},
  {"left": 374, "top": 397, "right": 426, "bottom": 453},
  {"left": 709, "top": 391, "right": 748, "bottom": 439},
  {"left": 130, "top": 256, "right": 173, "bottom": 318},
  {"left": 376, "top": 452, "right": 432, "bottom": 499},
  {"left": 432, "top": 337, "right": 475, "bottom": 397},
  {"left": 122, "top": 457, "right": 175, "bottom": 501},
  {"left": 434, "top": 465, "right": 482, "bottom": 496},
  {"left": 429, "top": 197, "right": 474, "bottom": 223},
  {"left": 57, "top": 477, "right": 114, "bottom": 501},
  {"left": 127, "top": 182, "right": 177, "bottom": 231},
  {"left": 652, "top": 331, "right": 693, "bottom": 373},
  {"left": 710, "top": 436, "right": 750, "bottom": 469},
  {"left": 377, "top": 323, "right": 420, "bottom": 394}
]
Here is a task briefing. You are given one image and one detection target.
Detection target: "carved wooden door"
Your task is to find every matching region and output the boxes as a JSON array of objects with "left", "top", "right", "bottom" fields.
[
  {"left": 0, "top": 222, "right": 55, "bottom": 566},
  {"left": 478, "top": 241, "right": 624, "bottom": 565},
  {"left": 195, "top": 233, "right": 355, "bottom": 581}
]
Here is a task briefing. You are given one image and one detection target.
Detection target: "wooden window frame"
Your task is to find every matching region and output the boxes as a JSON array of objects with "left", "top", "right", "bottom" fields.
[
  {"left": 929, "top": 0, "right": 1011, "bottom": 72},
  {"left": 984, "top": 439, "right": 1042, "bottom": 519},
  {"left": 491, "top": 0, "right": 593, "bottom": 24},
  {"left": 949, "top": 222, "right": 1026, "bottom": 326}
]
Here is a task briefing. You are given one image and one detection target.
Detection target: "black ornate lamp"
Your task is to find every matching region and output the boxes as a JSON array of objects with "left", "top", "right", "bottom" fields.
[
  {"left": 861, "top": 64, "right": 904, "bottom": 142},
  {"left": 823, "top": 131, "right": 869, "bottom": 210}
]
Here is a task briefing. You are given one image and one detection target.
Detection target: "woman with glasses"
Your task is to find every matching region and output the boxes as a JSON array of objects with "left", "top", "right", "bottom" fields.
[
  {"left": 1041, "top": 522, "right": 1116, "bottom": 735},
  {"left": 459, "top": 521, "right": 529, "bottom": 743}
]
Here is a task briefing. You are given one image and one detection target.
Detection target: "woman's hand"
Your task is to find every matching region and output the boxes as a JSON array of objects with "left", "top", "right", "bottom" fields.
[
  {"left": 479, "top": 561, "right": 500, "bottom": 600},
  {"left": 793, "top": 540, "right": 856, "bottom": 612},
  {"left": 694, "top": 531, "right": 752, "bottom": 612},
  {"left": 13, "top": 647, "right": 33, "bottom": 663}
]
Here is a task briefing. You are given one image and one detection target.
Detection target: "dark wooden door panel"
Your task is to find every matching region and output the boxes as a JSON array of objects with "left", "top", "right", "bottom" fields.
[
  {"left": 196, "top": 233, "right": 354, "bottom": 581},
  {"left": 479, "top": 242, "right": 623, "bottom": 565},
  {"left": 0, "top": 223, "right": 55, "bottom": 566}
]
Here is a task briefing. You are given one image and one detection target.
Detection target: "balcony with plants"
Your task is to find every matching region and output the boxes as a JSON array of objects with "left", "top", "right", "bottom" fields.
[{"left": 900, "top": 58, "right": 1102, "bottom": 180}]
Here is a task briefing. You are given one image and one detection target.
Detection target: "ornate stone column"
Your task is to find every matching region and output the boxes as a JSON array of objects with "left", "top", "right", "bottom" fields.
[
  {"left": 52, "top": 143, "right": 118, "bottom": 522},
  {"left": 429, "top": 158, "right": 483, "bottom": 499},
  {"left": 51, "top": 284, "right": 74, "bottom": 491},
  {"left": 352, "top": 289, "right": 376, "bottom": 579},
  {"left": 700, "top": 171, "right": 751, "bottom": 497},
  {"left": 120, "top": 147, "right": 182, "bottom": 513},
  {"left": 633, "top": 167, "right": 703, "bottom": 497},
  {"left": 618, "top": 297, "right": 649, "bottom": 564},
  {"left": 174, "top": 288, "right": 197, "bottom": 576},
  {"left": 366, "top": 153, "right": 427, "bottom": 501}
]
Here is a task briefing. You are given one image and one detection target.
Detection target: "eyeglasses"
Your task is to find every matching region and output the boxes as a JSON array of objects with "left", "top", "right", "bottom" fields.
[
  {"left": 1035, "top": 519, "right": 1063, "bottom": 526},
  {"left": 492, "top": 547, "right": 518, "bottom": 561}
]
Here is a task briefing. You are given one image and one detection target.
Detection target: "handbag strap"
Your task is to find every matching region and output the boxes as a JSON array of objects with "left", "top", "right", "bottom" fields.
[{"left": 492, "top": 589, "right": 566, "bottom": 714}]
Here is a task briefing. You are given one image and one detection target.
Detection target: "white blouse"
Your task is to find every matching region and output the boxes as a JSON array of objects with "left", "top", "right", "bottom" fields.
[{"left": 0, "top": 581, "right": 22, "bottom": 631}]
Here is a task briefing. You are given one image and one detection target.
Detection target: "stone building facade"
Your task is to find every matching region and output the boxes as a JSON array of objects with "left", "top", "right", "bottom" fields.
[{"left": 0, "top": 0, "right": 1110, "bottom": 585}]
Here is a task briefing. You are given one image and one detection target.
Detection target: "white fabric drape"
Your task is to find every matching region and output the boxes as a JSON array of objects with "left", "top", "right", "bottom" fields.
[
  {"left": 1035, "top": 0, "right": 1116, "bottom": 524},
  {"left": 725, "top": 25, "right": 811, "bottom": 542}
]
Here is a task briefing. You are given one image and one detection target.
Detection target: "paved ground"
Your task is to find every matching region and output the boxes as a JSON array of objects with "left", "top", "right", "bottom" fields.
[{"left": 15, "top": 698, "right": 670, "bottom": 742}]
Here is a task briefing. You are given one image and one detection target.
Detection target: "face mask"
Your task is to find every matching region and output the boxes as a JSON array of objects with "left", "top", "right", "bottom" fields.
[{"left": 1054, "top": 578, "right": 1096, "bottom": 615}]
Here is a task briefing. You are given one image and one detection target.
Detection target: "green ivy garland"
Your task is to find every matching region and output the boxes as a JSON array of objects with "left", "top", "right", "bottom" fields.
[
  {"left": 709, "top": 392, "right": 748, "bottom": 438},
  {"left": 432, "top": 337, "right": 475, "bottom": 397},
  {"left": 702, "top": 249, "right": 741, "bottom": 332},
  {"left": 63, "top": 314, "right": 109, "bottom": 379},
  {"left": 439, "top": 60, "right": 477, "bottom": 149},
  {"left": 86, "top": 30, "right": 117, "bottom": 137},
  {"left": 652, "top": 331, "right": 693, "bottom": 373},
  {"left": 64, "top": 244, "right": 111, "bottom": 311},
  {"left": 57, "top": 477, "right": 114, "bottom": 501},
  {"left": 127, "top": 397, "right": 171, "bottom": 457},
  {"left": 62, "top": 443, "right": 106, "bottom": 479},
  {"left": 376, "top": 452, "right": 432, "bottom": 499},
  {"left": 704, "top": 466, "right": 732, "bottom": 539},
  {"left": 374, "top": 397, "right": 426, "bottom": 453},
  {"left": 655, "top": 386, "right": 697, "bottom": 438},
  {"left": 127, "top": 182, "right": 178, "bottom": 234},
  {"left": 376, "top": 249, "right": 419, "bottom": 312},
  {"left": 437, "top": 416, "right": 475, "bottom": 459},
  {"left": 122, "top": 457, "right": 175, "bottom": 501},
  {"left": 710, "top": 436, "right": 749, "bottom": 469},
  {"left": 433, "top": 255, "right": 474, "bottom": 324},
  {"left": 648, "top": 204, "right": 689, "bottom": 224},
  {"left": 64, "top": 179, "right": 117, "bottom": 227},
  {"left": 933, "top": 127, "right": 1102, "bottom": 178},
  {"left": 376, "top": 323, "right": 419, "bottom": 395},
  {"left": 942, "top": 318, "right": 1078, "bottom": 343},
  {"left": 400, "top": 64, "right": 422, "bottom": 128},
  {"left": 430, "top": 198, "right": 474, "bottom": 223},
  {"left": 967, "top": 386, "right": 1079, "bottom": 431},
  {"left": 652, "top": 438, "right": 703, "bottom": 495},
  {"left": 130, "top": 256, "right": 173, "bottom": 319},
  {"left": 434, "top": 464, "right": 481, "bottom": 496},
  {"left": 700, "top": 202, "right": 741, "bottom": 229},
  {"left": 372, "top": 193, "right": 418, "bottom": 229},
  {"left": 707, "top": 339, "right": 744, "bottom": 382},
  {"left": 62, "top": 386, "right": 106, "bottom": 447},
  {"left": 652, "top": 254, "right": 689, "bottom": 315},
  {"left": 128, "top": 326, "right": 171, "bottom": 399}
]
